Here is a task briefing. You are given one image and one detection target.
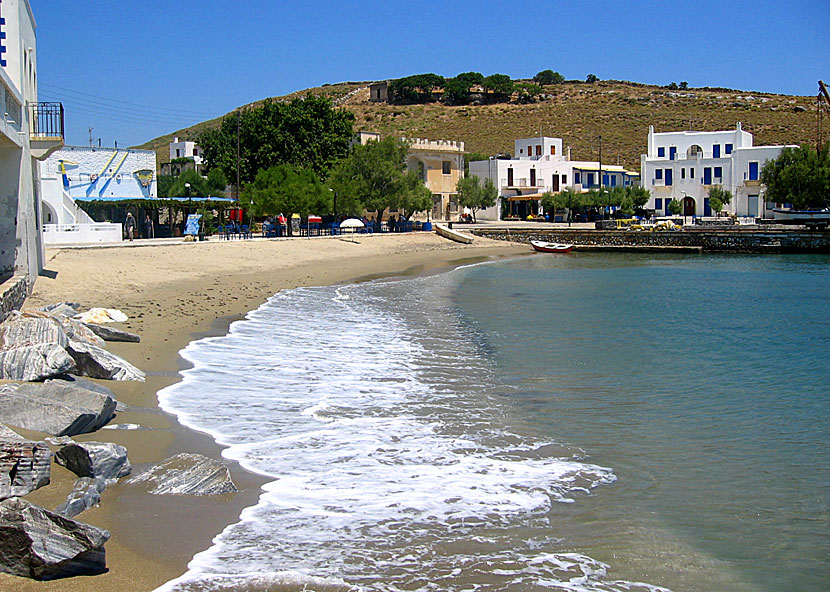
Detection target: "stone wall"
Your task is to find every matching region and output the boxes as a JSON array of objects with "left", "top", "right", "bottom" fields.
[
  {"left": 470, "top": 228, "right": 830, "bottom": 254},
  {"left": 0, "top": 275, "right": 29, "bottom": 323}
]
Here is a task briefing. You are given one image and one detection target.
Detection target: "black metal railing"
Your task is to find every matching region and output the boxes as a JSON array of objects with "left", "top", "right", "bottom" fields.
[{"left": 30, "top": 102, "right": 64, "bottom": 140}]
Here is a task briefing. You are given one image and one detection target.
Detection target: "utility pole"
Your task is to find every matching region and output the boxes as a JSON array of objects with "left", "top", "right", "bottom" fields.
[
  {"left": 88, "top": 127, "right": 93, "bottom": 147},
  {"left": 236, "top": 110, "right": 241, "bottom": 201}
]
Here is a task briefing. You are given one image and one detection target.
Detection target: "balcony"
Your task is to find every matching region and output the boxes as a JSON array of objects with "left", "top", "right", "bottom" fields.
[
  {"left": 29, "top": 102, "right": 65, "bottom": 160},
  {"left": 503, "top": 178, "right": 544, "bottom": 189}
]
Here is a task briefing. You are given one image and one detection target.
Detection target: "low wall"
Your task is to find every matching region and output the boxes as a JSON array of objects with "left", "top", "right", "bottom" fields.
[
  {"left": 42, "top": 223, "right": 123, "bottom": 245},
  {"left": 470, "top": 228, "right": 830, "bottom": 254},
  {"left": 0, "top": 275, "right": 28, "bottom": 323}
]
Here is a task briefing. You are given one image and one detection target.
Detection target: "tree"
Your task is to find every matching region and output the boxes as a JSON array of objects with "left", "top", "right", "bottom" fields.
[
  {"left": 666, "top": 82, "right": 679, "bottom": 90},
  {"left": 483, "top": 74, "right": 514, "bottom": 102},
  {"left": 198, "top": 95, "right": 355, "bottom": 187},
  {"left": 542, "top": 187, "right": 582, "bottom": 220},
  {"left": 707, "top": 185, "right": 733, "bottom": 215},
  {"left": 533, "top": 70, "right": 564, "bottom": 86},
  {"left": 456, "top": 176, "right": 497, "bottom": 222},
  {"left": 586, "top": 73, "right": 599, "bottom": 84},
  {"left": 444, "top": 77, "right": 473, "bottom": 105},
  {"left": 206, "top": 168, "right": 228, "bottom": 196},
  {"left": 329, "top": 136, "right": 426, "bottom": 223},
  {"left": 668, "top": 198, "right": 682, "bottom": 215},
  {"left": 514, "top": 83, "right": 542, "bottom": 104},
  {"left": 679, "top": 81, "right": 689, "bottom": 90},
  {"left": 168, "top": 169, "right": 212, "bottom": 197},
  {"left": 240, "top": 164, "right": 330, "bottom": 233},
  {"left": 388, "top": 73, "right": 445, "bottom": 103},
  {"left": 760, "top": 145, "right": 830, "bottom": 210}
]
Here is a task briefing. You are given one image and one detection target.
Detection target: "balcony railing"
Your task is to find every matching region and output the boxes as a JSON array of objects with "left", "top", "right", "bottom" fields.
[{"left": 30, "top": 102, "right": 64, "bottom": 140}]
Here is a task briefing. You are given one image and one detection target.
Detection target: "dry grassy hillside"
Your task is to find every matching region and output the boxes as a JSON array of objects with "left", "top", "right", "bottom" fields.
[{"left": 137, "top": 80, "right": 818, "bottom": 172}]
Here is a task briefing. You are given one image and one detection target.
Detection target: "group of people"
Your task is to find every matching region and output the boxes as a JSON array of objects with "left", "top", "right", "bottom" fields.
[{"left": 124, "top": 212, "right": 154, "bottom": 241}]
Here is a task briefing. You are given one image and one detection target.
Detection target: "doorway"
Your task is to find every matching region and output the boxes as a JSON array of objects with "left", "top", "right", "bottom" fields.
[{"left": 683, "top": 196, "right": 696, "bottom": 216}]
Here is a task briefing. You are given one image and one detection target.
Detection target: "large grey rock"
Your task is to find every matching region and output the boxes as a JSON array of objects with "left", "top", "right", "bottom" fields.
[
  {"left": 0, "top": 497, "right": 109, "bottom": 580},
  {"left": 0, "top": 343, "right": 76, "bottom": 381},
  {"left": 66, "top": 340, "right": 145, "bottom": 381},
  {"left": 55, "top": 442, "right": 131, "bottom": 481},
  {"left": 60, "top": 318, "right": 105, "bottom": 347},
  {"left": 0, "top": 436, "right": 51, "bottom": 499},
  {"left": 127, "top": 453, "right": 237, "bottom": 495},
  {"left": 55, "top": 477, "right": 107, "bottom": 518},
  {"left": 45, "top": 375, "right": 116, "bottom": 399},
  {"left": 0, "top": 425, "right": 22, "bottom": 440},
  {"left": 0, "top": 382, "right": 116, "bottom": 436},
  {"left": 0, "top": 311, "right": 69, "bottom": 349},
  {"left": 38, "top": 302, "right": 81, "bottom": 318},
  {"left": 80, "top": 322, "right": 140, "bottom": 343}
]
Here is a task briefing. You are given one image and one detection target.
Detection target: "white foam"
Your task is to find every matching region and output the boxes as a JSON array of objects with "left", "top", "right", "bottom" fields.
[{"left": 154, "top": 272, "right": 665, "bottom": 592}]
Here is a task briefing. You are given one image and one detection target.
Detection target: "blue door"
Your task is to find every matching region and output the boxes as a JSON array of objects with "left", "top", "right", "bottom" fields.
[
  {"left": 713, "top": 144, "right": 720, "bottom": 158},
  {"left": 749, "top": 162, "right": 759, "bottom": 180},
  {"left": 704, "top": 198, "right": 712, "bottom": 216},
  {"left": 703, "top": 167, "right": 712, "bottom": 185},
  {"left": 669, "top": 147, "right": 677, "bottom": 161},
  {"left": 665, "top": 169, "right": 673, "bottom": 186},
  {"left": 665, "top": 199, "right": 671, "bottom": 215}
]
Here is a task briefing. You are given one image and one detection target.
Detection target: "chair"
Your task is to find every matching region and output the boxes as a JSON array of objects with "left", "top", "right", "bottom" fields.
[
  {"left": 241, "top": 224, "right": 251, "bottom": 239},
  {"left": 215, "top": 224, "right": 224, "bottom": 239}
]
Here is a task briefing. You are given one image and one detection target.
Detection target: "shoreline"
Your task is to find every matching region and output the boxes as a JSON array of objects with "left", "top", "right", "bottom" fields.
[{"left": 5, "top": 233, "right": 527, "bottom": 591}]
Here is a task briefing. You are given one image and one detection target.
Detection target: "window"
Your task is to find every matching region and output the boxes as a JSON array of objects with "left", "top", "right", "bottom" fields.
[
  {"left": 587, "top": 173, "right": 595, "bottom": 187},
  {"left": 681, "top": 168, "right": 686, "bottom": 179},
  {"left": 442, "top": 161, "right": 451, "bottom": 175},
  {"left": 551, "top": 145, "right": 556, "bottom": 155},
  {"left": 714, "top": 166, "right": 722, "bottom": 178},
  {"left": 713, "top": 144, "right": 721, "bottom": 158},
  {"left": 575, "top": 172, "right": 581, "bottom": 184},
  {"left": 725, "top": 144, "right": 733, "bottom": 154},
  {"left": 748, "top": 162, "right": 759, "bottom": 181},
  {"left": 193, "top": 148, "right": 199, "bottom": 156},
  {"left": 703, "top": 167, "right": 712, "bottom": 185},
  {"left": 603, "top": 174, "right": 609, "bottom": 186},
  {"left": 669, "top": 147, "right": 677, "bottom": 161},
  {"left": 536, "top": 145, "right": 542, "bottom": 156},
  {"left": 657, "top": 147, "right": 665, "bottom": 158},
  {"left": 561, "top": 174, "right": 567, "bottom": 184},
  {"left": 655, "top": 198, "right": 663, "bottom": 209},
  {"left": 655, "top": 169, "right": 663, "bottom": 180},
  {"left": 176, "top": 149, "right": 181, "bottom": 157},
  {"left": 690, "top": 168, "right": 695, "bottom": 178},
  {"left": 610, "top": 175, "right": 617, "bottom": 187},
  {"left": 665, "top": 169, "right": 673, "bottom": 186}
]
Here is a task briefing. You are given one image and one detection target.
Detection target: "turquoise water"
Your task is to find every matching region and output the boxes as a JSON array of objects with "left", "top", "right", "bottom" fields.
[
  {"left": 157, "top": 253, "right": 829, "bottom": 592},
  {"left": 454, "top": 253, "right": 830, "bottom": 591}
]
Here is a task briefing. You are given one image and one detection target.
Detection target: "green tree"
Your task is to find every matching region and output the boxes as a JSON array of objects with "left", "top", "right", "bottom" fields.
[
  {"left": 198, "top": 94, "right": 355, "bottom": 187},
  {"left": 444, "top": 77, "right": 473, "bottom": 105},
  {"left": 586, "top": 73, "right": 599, "bottom": 84},
  {"left": 707, "top": 185, "right": 733, "bottom": 215},
  {"left": 668, "top": 198, "right": 682, "bottom": 215},
  {"left": 240, "top": 164, "right": 330, "bottom": 233},
  {"left": 760, "top": 145, "right": 830, "bottom": 210},
  {"left": 514, "top": 83, "right": 542, "bottom": 104},
  {"left": 533, "top": 70, "right": 564, "bottom": 85},
  {"left": 168, "top": 169, "right": 211, "bottom": 197},
  {"left": 483, "top": 74, "right": 514, "bottom": 102},
  {"left": 541, "top": 187, "right": 582, "bottom": 220},
  {"left": 456, "top": 176, "right": 497, "bottom": 222},
  {"left": 329, "top": 136, "right": 424, "bottom": 224},
  {"left": 156, "top": 175, "right": 175, "bottom": 199},
  {"left": 206, "top": 168, "right": 228, "bottom": 196},
  {"left": 388, "top": 73, "right": 445, "bottom": 103}
]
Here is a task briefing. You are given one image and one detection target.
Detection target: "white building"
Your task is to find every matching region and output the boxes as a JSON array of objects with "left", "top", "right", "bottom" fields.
[
  {"left": 39, "top": 146, "right": 156, "bottom": 244},
  {"left": 641, "top": 123, "right": 796, "bottom": 218},
  {"left": 469, "top": 137, "right": 639, "bottom": 220},
  {"left": 169, "top": 136, "right": 202, "bottom": 167},
  {"left": 0, "top": 0, "right": 63, "bottom": 293}
]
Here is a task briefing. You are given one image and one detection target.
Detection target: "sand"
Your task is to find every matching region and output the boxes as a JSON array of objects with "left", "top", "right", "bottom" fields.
[{"left": 2, "top": 232, "right": 526, "bottom": 592}]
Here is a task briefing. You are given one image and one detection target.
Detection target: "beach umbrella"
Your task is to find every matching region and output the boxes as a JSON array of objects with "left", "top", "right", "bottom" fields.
[{"left": 339, "top": 218, "right": 364, "bottom": 242}]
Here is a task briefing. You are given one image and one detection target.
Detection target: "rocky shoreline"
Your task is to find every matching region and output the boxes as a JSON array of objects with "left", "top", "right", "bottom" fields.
[{"left": 0, "top": 304, "right": 235, "bottom": 582}]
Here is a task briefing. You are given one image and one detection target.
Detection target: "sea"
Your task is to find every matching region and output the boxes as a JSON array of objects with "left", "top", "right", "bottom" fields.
[{"left": 155, "top": 252, "right": 830, "bottom": 592}]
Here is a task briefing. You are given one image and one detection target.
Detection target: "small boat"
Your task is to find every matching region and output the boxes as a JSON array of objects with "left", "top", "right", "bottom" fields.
[{"left": 531, "top": 240, "right": 574, "bottom": 253}]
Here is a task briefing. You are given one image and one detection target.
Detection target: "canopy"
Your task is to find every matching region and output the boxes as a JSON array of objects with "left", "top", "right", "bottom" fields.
[
  {"left": 339, "top": 218, "right": 364, "bottom": 228},
  {"left": 508, "top": 193, "right": 545, "bottom": 201}
]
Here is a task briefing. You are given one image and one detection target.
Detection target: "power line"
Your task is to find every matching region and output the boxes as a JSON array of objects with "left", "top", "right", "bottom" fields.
[{"left": 40, "top": 93, "right": 211, "bottom": 126}]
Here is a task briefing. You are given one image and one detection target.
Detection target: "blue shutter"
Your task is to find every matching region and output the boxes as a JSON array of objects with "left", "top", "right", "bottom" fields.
[
  {"left": 655, "top": 169, "right": 663, "bottom": 180},
  {"left": 704, "top": 168, "right": 712, "bottom": 184},
  {"left": 704, "top": 198, "right": 711, "bottom": 216},
  {"left": 665, "top": 169, "right": 673, "bottom": 186},
  {"left": 713, "top": 144, "right": 720, "bottom": 158},
  {"left": 749, "top": 162, "right": 759, "bottom": 180},
  {"left": 725, "top": 144, "right": 733, "bottom": 154},
  {"left": 658, "top": 147, "right": 665, "bottom": 157},
  {"left": 655, "top": 198, "right": 662, "bottom": 210},
  {"left": 669, "top": 147, "right": 677, "bottom": 161}
]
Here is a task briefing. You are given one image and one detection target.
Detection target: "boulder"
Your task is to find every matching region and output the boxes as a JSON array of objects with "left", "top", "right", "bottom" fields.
[
  {"left": 0, "top": 497, "right": 109, "bottom": 580},
  {"left": 66, "top": 340, "right": 145, "bottom": 381},
  {"left": 0, "top": 311, "right": 69, "bottom": 349},
  {"left": 0, "top": 382, "right": 116, "bottom": 436},
  {"left": 0, "top": 436, "right": 51, "bottom": 499},
  {"left": 55, "top": 477, "right": 107, "bottom": 518},
  {"left": 38, "top": 302, "right": 81, "bottom": 318},
  {"left": 80, "top": 322, "right": 140, "bottom": 343},
  {"left": 0, "top": 425, "right": 22, "bottom": 440},
  {"left": 55, "top": 442, "right": 131, "bottom": 481},
  {"left": 60, "top": 318, "right": 105, "bottom": 347},
  {"left": 127, "top": 453, "right": 237, "bottom": 495},
  {"left": 0, "top": 343, "right": 76, "bottom": 381}
]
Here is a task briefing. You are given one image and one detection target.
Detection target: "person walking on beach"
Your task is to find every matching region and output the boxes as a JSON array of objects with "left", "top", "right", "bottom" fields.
[
  {"left": 143, "top": 214, "right": 154, "bottom": 239},
  {"left": 125, "top": 212, "right": 136, "bottom": 241}
]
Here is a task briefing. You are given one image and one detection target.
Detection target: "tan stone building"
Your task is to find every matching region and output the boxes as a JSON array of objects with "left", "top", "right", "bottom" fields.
[{"left": 406, "top": 138, "right": 465, "bottom": 221}]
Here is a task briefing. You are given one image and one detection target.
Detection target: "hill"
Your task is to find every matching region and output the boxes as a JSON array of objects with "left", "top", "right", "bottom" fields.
[{"left": 136, "top": 79, "right": 818, "bottom": 172}]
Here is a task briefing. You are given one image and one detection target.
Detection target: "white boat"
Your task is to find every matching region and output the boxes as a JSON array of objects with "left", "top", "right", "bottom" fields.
[
  {"left": 531, "top": 240, "right": 574, "bottom": 253},
  {"left": 771, "top": 209, "right": 830, "bottom": 228},
  {"left": 434, "top": 223, "right": 474, "bottom": 244}
]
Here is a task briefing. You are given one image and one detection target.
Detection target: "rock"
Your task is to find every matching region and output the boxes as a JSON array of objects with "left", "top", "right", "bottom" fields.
[
  {"left": 0, "top": 382, "right": 116, "bottom": 436},
  {"left": 80, "top": 322, "right": 140, "bottom": 343},
  {"left": 55, "top": 477, "right": 107, "bottom": 518},
  {"left": 55, "top": 442, "right": 130, "bottom": 481},
  {"left": 45, "top": 436, "right": 74, "bottom": 446},
  {"left": 45, "top": 375, "right": 116, "bottom": 398},
  {"left": 127, "top": 453, "right": 237, "bottom": 495},
  {"left": 0, "top": 497, "right": 109, "bottom": 580},
  {"left": 38, "top": 302, "right": 81, "bottom": 318},
  {"left": 0, "top": 343, "right": 76, "bottom": 381},
  {"left": 0, "top": 436, "right": 51, "bottom": 499},
  {"left": 0, "top": 311, "right": 69, "bottom": 349},
  {"left": 73, "top": 308, "right": 127, "bottom": 324},
  {"left": 60, "top": 318, "right": 105, "bottom": 347},
  {"left": 66, "top": 340, "right": 145, "bottom": 381},
  {"left": 0, "top": 425, "right": 22, "bottom": 440}
]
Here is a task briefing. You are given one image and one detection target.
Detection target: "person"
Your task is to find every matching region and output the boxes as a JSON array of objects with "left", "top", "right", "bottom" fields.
[
  {"left": 125, "top": 212, "right": 136, "bottom": 241},
  {"left": 143, "top": 214, "right": 154, "bottom": 239},
  {"left": 388, "top": 215, "right": 396, "bottom": 233}
]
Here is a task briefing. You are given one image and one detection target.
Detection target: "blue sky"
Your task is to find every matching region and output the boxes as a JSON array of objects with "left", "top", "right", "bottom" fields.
[{"left": 33, "top": 0, "right": 830, "bottom": 148}]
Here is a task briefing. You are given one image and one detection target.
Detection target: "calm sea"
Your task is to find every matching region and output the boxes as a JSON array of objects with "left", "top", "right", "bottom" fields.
[{"left": 155, "top": 253, "right": 830, "bottom": 592}]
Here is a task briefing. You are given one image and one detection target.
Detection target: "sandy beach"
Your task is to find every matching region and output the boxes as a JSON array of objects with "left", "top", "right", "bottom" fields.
[{"left": 2, "top": 232, "right": 526, "bottom": 592}]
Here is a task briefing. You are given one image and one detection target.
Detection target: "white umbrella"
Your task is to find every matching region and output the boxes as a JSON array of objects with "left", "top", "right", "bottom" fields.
[{"left": 338, "top": 218, "right": 364, "bottom": 242}]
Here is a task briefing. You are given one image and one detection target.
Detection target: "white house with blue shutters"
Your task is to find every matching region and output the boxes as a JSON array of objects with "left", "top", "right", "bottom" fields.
[{"left": 641, "top": 123, "right": 796, "bottom": 219}]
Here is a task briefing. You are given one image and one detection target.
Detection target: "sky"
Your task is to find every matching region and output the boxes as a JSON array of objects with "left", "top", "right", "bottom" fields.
[{"left": 32, "top": 0, "right": 830, "bottom": 149}]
